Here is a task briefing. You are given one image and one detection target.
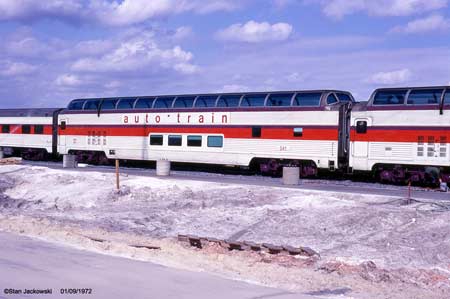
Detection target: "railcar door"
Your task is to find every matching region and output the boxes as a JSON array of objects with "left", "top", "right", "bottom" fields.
[
  {"left": 352, "top": 118, "right": 370, "bottom": 157},
  {"left": 58, "top": 118, "right": 67, "bottom": 147},
  {"left": 338, "top": 102, "right": 352, "bottom": 170}
]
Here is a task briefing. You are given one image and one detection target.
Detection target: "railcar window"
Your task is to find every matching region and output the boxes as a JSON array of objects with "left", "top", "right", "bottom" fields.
[
  {"left": 154, "top": 97, "right": 175, "bottom": 109},
  {"left": 373, "top": 90, "right": 407, "bottom": 105},
  {"left": 207, "top": 136, "right": 223, "bottom": 148},
  {"left": 101, "top": 99, "right": 118, "bottom": 110},
  {"left": 336, "top": 93, "right": 353, "bottom": 103},
  {"left": 22, "top": 125, "right": 31, "bottom": 134},
  {"left": 252, "top": 126, "right": 262, "bottom": 138},
  {"left": 1, "top": 125, "right": 10, "bottom": 133},
  {"left": 60, "top": 121, "right": 66, "bottom": 130},
  {"left": 267, "top": 93, "right": 294, "bottom": 106},
  {"left": 407, "top": 89, "right": 443, "bottom": 105},
  {"left": 326, "top": 94, "right": 339, "bottom": 105},
  {"left": 150, "top": 135, "right": 163, "bottom": 145},
  {"left": 168, "top": 135, "right": 182, "bottom": 146},
  {"left": 68, "top": 100, "right": 85, "bottom": 110},
  {"left": 195, "top": 96, "right": 218, "bottom": 108},
  {"left": 173, "top": 96, "right": 196, "bottom": 108},
  {"left": 117, "top": 98, "right": 137, "bottom": 109},
  {"left": 84, "top": 100, "right": 101, "bottom": 110},
  {"left": 34, "top": 125, "right": 44, "bottom": 134},
  {"left": 240, "top": 94, "right": 267, "bottom": 107},
  {"left": 445, "top": 90, "right": 450, "bottom": 104},
  {"left": 293, "top": 127, "right": 303, "bottom": 137},
  {"left": 293, "top": 93, "right": 321, "bottom": 106},
  {"left": 187, "top": 135, "right": 202, "bottom": 147},
  {"left": 356, "top": 121, "right": 367, "bottom": 134},
  {"left": 217, "top": 95, "right": 241, "bottom": 107},
  {"left": 135, "top": 98, "right": 155, "bottom": 109}
]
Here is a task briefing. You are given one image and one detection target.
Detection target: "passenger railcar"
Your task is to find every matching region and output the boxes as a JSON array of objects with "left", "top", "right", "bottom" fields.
[
  {"left": 0, "top": 109, "right": 60, "bottom": 159},
  {"left": 350, "top": 86, "right": 450, "bottom": 184},
  {"left": 57, "top": 90, "right": 354, "bottom": 176}
]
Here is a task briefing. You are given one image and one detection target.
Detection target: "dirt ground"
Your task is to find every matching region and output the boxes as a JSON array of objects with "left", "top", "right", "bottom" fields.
[{"left": 1, "top": 165, "right": 450, "bottom": 298}]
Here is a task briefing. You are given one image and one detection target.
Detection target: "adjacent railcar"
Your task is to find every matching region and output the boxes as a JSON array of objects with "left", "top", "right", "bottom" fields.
[
  {"left": 58, "top": 90, "right": 354, "bottom": 175},
  {"left": 350, "top": 86, "right": 450, "bottom": 183},
  {"left": 0, "top": 108, "right": 60, "bottom": 159}
]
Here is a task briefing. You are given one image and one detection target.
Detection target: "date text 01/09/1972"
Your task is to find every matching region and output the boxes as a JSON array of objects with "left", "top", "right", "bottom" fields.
[{"left": 61, "top": 288, "right": 93, "bottom": 295}]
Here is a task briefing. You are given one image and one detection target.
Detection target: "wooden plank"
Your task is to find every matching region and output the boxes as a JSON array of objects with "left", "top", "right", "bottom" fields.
[
  {"left": 129, "top": 244, "right": 161, "bottom": 250},
  {"left": 0, "top": 157, "right": 22, "bottom": 165}
]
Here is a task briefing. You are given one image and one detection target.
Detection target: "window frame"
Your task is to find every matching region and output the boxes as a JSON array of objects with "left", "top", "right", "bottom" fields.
[
  {"left": 68, "top": 100, "right": 85, "bottom": 110},
  {"left": 292, "top": 92, "right": 322, "bottom": 107},
  {"left": 252, "top": 126, "right": 262, "bottom": 138},
  {"left": 293, "top": 127, "right": 303, "bottom": 137},
  {"left": 240, "top": 94, "right": 268, "bottom": 107},
  {"left": 134, "top": 98, "right": 155, "bottom": 109},
  {"left": 356, "top": 121, "right": 367, "bottom": 134},
  {"left": 173, "top": 96, "right": 196, "bottom": 108},
  {"left": 168, "top": 135, "right": 182, "bottom": 146},
  {"left": 116, "top": 98, "right": 137, "bottom": 110},
  {"left": 101, "top": 99, "right": 118, "bottom": 110},
  {"left": 187, "top": 135, "right": 202, "bottom": 147},
  {"left": 406, "top": 89, "right": 443, "bottom": 106},
  {"left": 444, "top": 88, "right": 450, "bottom": 105},
  {"left": 34, "top": 125, "right": 44, "bottom": 134},
  {"left": 153, "top": 97, "right": 175, "bottom": 109},
  {"left": 22, "top": 125, "right": 31, "bottom": 134},
  {"left": 216, "top": 95, "right": 242, "bottom": 108},
  {"left": 372, "top": 90, "right": 409, "bottom": 106},
  {"left": 149, "top": 134, "right": 164, "bottom": 146},
  {"left": 194, "top": 95, "right": 218, "bottom": 108},
  {"left": 207, "top": 136, "right": 223, "bottom": 148},
  {"left": 326, "top": 93, "right": 339, "bottom": 105},
  {"left": 83, "top": 99, "right": 101, "bottom": 110},
  {"left": 266, "top": 93, "right": 294, "bottom": 107},
  {"left": 1, "top": 125, "right": 10, "bottom": 134}
]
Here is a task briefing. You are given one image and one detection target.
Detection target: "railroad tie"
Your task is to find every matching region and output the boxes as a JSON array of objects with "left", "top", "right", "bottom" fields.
[
  {"left": 243, "top": 241, "right": 262, "bottom": 252},
  {"left": 262, "top": 243, "right": 283, "bottom": 254},
  {"left": 282, "top": 245, "right": 302, "bottom": 255},
  {"left": 224, "top": 240, "right": 244, "bottom": 251},
  {"left": 187, "top": 235, "right": 202, "bottom": 249}
]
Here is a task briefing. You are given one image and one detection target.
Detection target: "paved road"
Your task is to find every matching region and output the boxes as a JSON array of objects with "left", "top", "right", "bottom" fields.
[
  {"left": 0, "top": 232, "right": 314, "bottom": 299},
  {"left": 24, "top": 160, "right": 450, "bottom": 201}
]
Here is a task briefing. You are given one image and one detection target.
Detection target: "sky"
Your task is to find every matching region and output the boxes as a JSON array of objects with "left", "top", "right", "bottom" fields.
[{"left": 0, "top": 0, "right": 449, "bottom": 108}]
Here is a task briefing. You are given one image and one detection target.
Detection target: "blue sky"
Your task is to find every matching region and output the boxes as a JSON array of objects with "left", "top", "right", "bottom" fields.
[{"left": 0, "top": 0, "right": 449, "bottom": 108}]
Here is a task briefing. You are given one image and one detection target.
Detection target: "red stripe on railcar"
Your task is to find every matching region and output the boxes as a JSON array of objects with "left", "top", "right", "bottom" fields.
[
  {"left": 59, "top": 125, "right": 339, "bottom": 141},
  {"left": 351, "top": 127, "right": 450, "bottom": 142}
]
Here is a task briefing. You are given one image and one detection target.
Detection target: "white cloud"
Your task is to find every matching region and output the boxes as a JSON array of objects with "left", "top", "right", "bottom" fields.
[
  {"left": 0, "top": 0, "right": 241, "bottom": 26},
  {"left": 216, "top": 20, "right": 293, "bottom": 43},
  {"left": 272, "top": 0, "right": 296, "bottom": 9},
  {"left": 173, "top": 63, "right": 199, "bottom": 74},
  {"left": 390, "top": 14, "right": 450, "bottom": 33},
  {"left": 0, "top": 61, "right": 37, "bottom": 76},
  {"left": 71, "top": 31, "right": 198, "bottom": 75},
  {"left": 0, "top": 0, "right": 82, "bottom": 21},
  {"left": 285, "top": 72, "right": 306, "bottom": 82},
  {"left": 318, "top": 0, "right": 448, "bottom": 19},
  {"left": 73, "top": 39, "right": 115, "bottom": 56},
  {"left": 367, "top": 69, "right": 412, "bottom": 85},
  {"left": 172, "top": 26, "right": 193, "bottom": 40},
  {"left": 219, "top": 84, "right": 250, "bottom": 92},
  {"left": 55, "top": 74, "right": 82, "bottom": 87},
  {"left": 104, "top": 80, "right": 122, "bottom": 89}
]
